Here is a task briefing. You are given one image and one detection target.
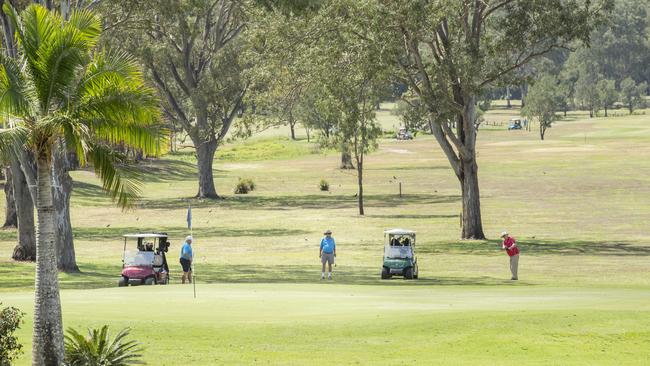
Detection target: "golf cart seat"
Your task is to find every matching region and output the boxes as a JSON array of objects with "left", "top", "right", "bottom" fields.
[{"left": 153, "top": 254, "right": 164, "bottom": 267}]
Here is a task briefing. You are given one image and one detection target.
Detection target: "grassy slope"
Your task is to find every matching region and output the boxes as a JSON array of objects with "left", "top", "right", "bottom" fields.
[{"left": 1, "top": 102, "right": 650, "bottom": 365}]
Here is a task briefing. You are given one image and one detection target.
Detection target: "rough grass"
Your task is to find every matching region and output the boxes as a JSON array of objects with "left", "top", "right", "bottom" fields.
[{"left": 1, "top": 102, "right": 650, "bottom": 365}]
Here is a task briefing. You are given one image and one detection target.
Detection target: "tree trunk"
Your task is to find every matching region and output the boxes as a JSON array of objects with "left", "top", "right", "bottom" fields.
[
  {"left": 306, "top": 127, "right": 310, "bottom": 143},
  {"left": 458, "top": 97, "right": 485, "bottom": 240},
  {"left": 3, "top": 166, "right": 17, "bottom": 228},
  {"left": 10, "top": 161, "right": 36, "bottom": 261},
  {"left": 604, "top": 106, "right": 608, "bottom": 117},
  {"left": 288, "top": 115, "right": 296, "bottom": 140},
  {"left": 52, "top": 148, "right": 79, "bottom": 273},
  {"left": 356, "top": 159, "right": 364, "bottom": 216},
  {"left": 520, "top": 84, "right": 528, "bottom": 108},
  {"left": 540, "top": 123, "right": 546, "bottom": 141},
  {"left": 340, "top": 151, "right": 354, "bottom": 169},
  {"left": 32, "top": 153, "right": 65, "bottom": 366},
  {"left": 195, "top": 139, "right": 219, "bottom": 199},
  {"left": 506, "top": 86, "right": 511, "bottom": 108}
]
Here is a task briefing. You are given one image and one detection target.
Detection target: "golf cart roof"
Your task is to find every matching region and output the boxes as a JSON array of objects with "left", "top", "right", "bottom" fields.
[
  {"left": 384, "top": 228, "right": 416, "bottom": 235},
  {"left": 123, "top": 233, "right": 168, "bottom": 239}
]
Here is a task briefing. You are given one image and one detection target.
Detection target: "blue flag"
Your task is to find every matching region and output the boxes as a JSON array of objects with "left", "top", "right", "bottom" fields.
[{"left": 187, "top": 205, "right": 192, "bottom": 229}]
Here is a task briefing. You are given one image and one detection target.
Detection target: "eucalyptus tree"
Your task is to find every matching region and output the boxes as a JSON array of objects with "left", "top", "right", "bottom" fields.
[
  {"left": 597, "top": 79, "right": 618, "bottom": 117},
  {"left": 0, "top": 4, "right": 162, "bottom": 364},
  {"left": 369, "top": 0, "right": 613, "bottom": 239},
  {"left": 101, "top": 0, "right": 254, "bottom": 199},
  {"left": 620, "top": 77, "right": 648, "bottom": 114},
  {"left": 522, "top": 75, "right": 560, "bottom": 140}
]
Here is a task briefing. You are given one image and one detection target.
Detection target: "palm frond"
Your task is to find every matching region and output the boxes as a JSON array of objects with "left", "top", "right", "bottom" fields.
[
  {"left": 0, "top": 126, "right": 28, "bottom": 161},
  {"left": 66, "top": 8, "right": 101, "bottom": 44},
  {"left": 0, "top": 54, "right": 35, "bottom": 117},
  {"left": 86, "top": 142, "right": 142, "bottom": 209},
  {"left": 65, "top": 326, "right": 144, "bottom": 366}
]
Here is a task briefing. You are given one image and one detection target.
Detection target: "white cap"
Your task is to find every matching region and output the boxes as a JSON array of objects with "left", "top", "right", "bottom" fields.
[
  {"left": 500, "top": 231, "right": 508, "bottom": 237},
  {"left": 186, "top": 235, "right": 193, "bottom": 242}
]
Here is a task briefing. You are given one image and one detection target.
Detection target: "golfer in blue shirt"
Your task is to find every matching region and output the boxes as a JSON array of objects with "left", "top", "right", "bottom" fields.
[
  {"left": 179, "top": 235, "right": 193, "bottom": 284},
  {"left": 319, "top": 229, "right": 336, "bottom": 280}
]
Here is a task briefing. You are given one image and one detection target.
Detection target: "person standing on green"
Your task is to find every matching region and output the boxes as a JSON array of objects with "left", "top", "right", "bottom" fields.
[
  {"left": 180, "top": 235, "right": 193, "bottom": 284},
  {"left": 501, "top": 231, "right": 519, "bottom": 280},
  {"left": 319, "top": 230, "right": 336, "bottom": 280}
]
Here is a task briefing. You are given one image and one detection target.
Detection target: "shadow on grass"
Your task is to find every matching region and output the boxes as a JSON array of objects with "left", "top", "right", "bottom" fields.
[
  {"left": 367, "top": 214, "right": 459, "bottom": 220},
  {"left": 189, "top": 263, "right": 513, "bottom": 287},
  {"left": 418, "top": 239, "right": 650, "bottom": 257},
  {"left": 0, "top": 260, "right": 515, "bottom": 291},
  {"left": 138, "top": 193, "right": 461, "bottom": 211},
  {"left": 365, "top": 165, "right": 451, "bottom": 171},
  {"left": 73, "top": 226, "right": 310, "bottom": 241}
]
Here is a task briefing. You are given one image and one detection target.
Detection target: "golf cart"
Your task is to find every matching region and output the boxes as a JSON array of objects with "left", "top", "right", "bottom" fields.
[
  {"left": 381, "top": 229, "right": 418, "bottom": 280},
  {"left": 119, "top": 233, "right": 171, "bottom": 286},
  {"left": 396, "top": 127, "right": 414, "bottom": 140},
  {"left": 508, "top": 117, "right": 524, "bottom": 130}
]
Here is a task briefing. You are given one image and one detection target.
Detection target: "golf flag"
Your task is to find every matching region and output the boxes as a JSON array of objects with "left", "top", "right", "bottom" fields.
[{"left": 187, "top": 205, "right": 192, "bottom": 230}]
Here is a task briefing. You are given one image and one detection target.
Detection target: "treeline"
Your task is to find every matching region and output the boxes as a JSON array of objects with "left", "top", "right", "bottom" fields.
[{"left": 495, "top": 0, "right": 649, "bottom": 120}]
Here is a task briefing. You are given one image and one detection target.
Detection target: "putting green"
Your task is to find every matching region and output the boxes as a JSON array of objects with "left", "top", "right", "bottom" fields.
[{"left": 4, "top": 284, "right": 650, "bottom": 365}]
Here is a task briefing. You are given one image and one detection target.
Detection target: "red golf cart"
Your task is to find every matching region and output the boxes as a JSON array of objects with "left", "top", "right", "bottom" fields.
[{"left": 119, "top": 233, "right": 171, "bottom": 286}]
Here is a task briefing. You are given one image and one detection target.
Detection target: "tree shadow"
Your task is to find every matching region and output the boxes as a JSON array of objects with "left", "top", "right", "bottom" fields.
[
  {"left": 72, "top": 226, "right": 311, "bottom": 241},
  {"left": 417, "top": 239, "right": 650, "bottom": 257},
  {"left": 183, "top": 263, "right": 518, "bottom": 287},
  {"left": 367, "top": 214, "right": 459, "bottom": 220},
  {"left": 365, "top": 165, "right": 451, "bottom": 171},
  {"left": 138, "top": 193, "right": 461, "bottom": 211}
]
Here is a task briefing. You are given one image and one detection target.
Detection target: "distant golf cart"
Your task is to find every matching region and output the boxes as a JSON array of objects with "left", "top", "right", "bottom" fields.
[
  {"left": 381, "top": 229, "right": 419, "bottom": 280},
  {"left": 508, "top": 117, "right": 524, "bottom": 130},
  {"left": 396, "top": 127, "right": 413, "bottom": 140},
  {"left": 119, "top": 233, "right": 171, "bottom": 287}
]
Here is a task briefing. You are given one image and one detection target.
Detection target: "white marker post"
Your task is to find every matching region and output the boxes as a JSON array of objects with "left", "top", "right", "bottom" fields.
[{"left": 187, "top": 204, "right": 196, "bottom": 298}]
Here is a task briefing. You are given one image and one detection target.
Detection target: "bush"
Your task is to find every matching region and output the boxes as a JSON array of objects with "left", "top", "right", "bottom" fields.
[
  {"left": 65, "top": 325, "right": 143, "bottom": 366},
  {"left": 0, "top": 304, "right": 24, "bottom": 366},
  {"left": 234, "top": 178, "right": 256, "bottom": 194},
  {"left": 319, "top": 179, "right": 329, "bottom": 191}
]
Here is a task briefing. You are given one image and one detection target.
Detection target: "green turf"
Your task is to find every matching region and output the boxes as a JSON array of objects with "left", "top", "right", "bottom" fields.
[{"left": 1, "top": 101, "right": 650, "bottom": 365}]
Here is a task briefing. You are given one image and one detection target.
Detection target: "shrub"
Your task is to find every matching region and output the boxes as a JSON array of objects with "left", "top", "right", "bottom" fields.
[
  {"left": 0, "top": 304, "right": 24, "bottom": 366},
  {"left": 319, "top": 179, "right": 329, "bottom": 191},
  {"left": 234, "top": 178, "right": 256, "bottom": 194},
  {"left": 65, "top": 325, "right": 143, "bottom": 366}
]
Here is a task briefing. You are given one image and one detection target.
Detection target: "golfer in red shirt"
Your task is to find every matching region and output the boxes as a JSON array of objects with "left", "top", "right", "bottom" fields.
[{"left": 501, "top": 231, "right": 519, "bottom": 280}]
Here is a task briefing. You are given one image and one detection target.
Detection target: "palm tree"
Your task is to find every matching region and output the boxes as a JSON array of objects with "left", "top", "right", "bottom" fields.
[{"left": 0, "top": 4, "right": 162, "bottom": 365}]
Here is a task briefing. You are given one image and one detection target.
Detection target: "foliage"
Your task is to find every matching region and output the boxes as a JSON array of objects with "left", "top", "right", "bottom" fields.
[
  {"left": 0, "top": 4, "right": 163, "bottom": 208},
  {"left": 99, "top": 0, "right": 257, "bottom": 198},
  {"left": 0, "top": 303, "right": 24, "bottom": 366},
  {"left": 64, "top": 325, "right": 144, "bottom": 366},
  {"left": 319, "top": 179, "right": 329, "bottom": 192},
  {"left": 522, "top": 75, "right": 560, "bottom": 140},
  {"left": 234, "top": 178, "right": 256, "bottom": 194}
]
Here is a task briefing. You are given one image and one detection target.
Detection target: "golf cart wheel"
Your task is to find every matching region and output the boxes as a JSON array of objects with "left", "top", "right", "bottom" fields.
[
  {"left": 404, "top": 267, "right": 414, "bottom": 280},
  {"left": 144, "top": 277, "right": 155, "bottom": 285},
  {"left": 381, "top": 267, "right": 391, "bottom": 280},
  {"left": 118, "top": 276, "right": 128, "bottom": 287}
]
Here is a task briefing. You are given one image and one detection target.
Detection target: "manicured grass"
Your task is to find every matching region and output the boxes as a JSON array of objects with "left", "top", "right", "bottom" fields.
[{"left": 1, "top": 101, "right": 650, "bottom": 364}]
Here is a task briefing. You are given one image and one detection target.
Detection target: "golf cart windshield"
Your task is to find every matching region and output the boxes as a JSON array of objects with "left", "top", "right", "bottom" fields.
[
  {"left": 385, "top": 246, "right": 413, "bottom": 259},
  {"left": 123, "top": 250, "right": 154, "bottom": 266}
]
